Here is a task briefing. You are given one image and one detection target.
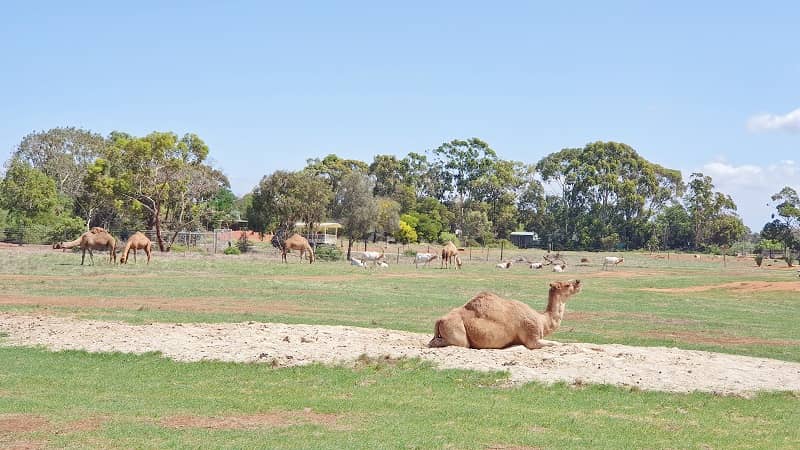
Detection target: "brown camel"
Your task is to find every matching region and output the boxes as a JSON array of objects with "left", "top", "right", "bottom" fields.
[
  {"left": 281, "top": 233, "right": 315, "bottom": 263},
  {"left": 54, "top": 229, "right": 117, "bottom": 265},
  {"left": 119, "top": 232, "right": 152, "bottom": 264},
  {"left": 440, "top": 241, "right": 461, "bottom": 269},
  {"left": 428, "top": 279, "right": 582, "bottom": 349}
]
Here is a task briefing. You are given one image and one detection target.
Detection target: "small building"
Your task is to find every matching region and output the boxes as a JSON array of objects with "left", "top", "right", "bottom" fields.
[
  {"left": 294, "top": 222, "right": 343, "bottom": 246},
  {"left": 509, "top": 231, "right": 539, "bottom": 249}
]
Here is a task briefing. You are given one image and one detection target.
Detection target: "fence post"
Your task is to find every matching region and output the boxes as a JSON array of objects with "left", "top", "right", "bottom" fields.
[
  {"left": 396, "top": 247, "right": 400, "bottom": 264},
  {"left": 500, "top": 241, "right": 504, "bottom": 261}
]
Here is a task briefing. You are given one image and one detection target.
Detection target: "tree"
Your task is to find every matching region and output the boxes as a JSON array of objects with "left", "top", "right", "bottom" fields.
[
  {"left": 374, "top": 198, "right": 401, "bottom": 242},
  {"left": 333, "top": 171, "right": 378, "bottom": 259},
  {"left": 305, "top": 154, "right": 368, "bottom": 195},
  {"left": 767, "top": 186, "right": 800, "bottom": 256},
  {"left": 684, "top": 173, "right": 738, "bottom": 250},
  {"left": 13, "top": 127, "right": 106, "bottom": 225},
  {"left": 247, "top": 171, "right": 332, "bottom": 234},
  {"left": 13, "top": 127, "right": 105, "bottom": 198},
  {"left": 653, "top": 204, "right": 693, "bottom": 249},
  {"left": 104, "top": 131, "right": 216, "bottom": 251},
  {"left": 0, "top": 159, "right": 84, "bottom": 242},
  {"left": 536, "top": 142, "right": 683, "bottom": 249},
  {"left": 0, "top": 160, "right": 58, "bottom": 219}
]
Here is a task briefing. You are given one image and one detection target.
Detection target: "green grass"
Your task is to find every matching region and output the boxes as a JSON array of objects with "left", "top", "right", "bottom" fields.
[
  {"left": 1, "top": 248, "right": 800, "bottom": 448},
  {"left": 1, "top": 347, "right": 799, "bottom": 449}
]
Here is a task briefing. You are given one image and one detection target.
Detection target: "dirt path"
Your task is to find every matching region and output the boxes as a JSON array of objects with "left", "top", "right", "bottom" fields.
[{"left": 2, "top": 313, "right": 799, "bottom": 396}]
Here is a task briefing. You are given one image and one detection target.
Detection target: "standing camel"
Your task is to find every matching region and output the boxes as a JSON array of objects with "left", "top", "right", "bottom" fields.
[
  {"left": 441, "top": 241, "right": 461, "bottom": 269},
  {"left": 280, "top": 233, "right": 315, "bottom": 263},
  {"left": 428, "top": 279, "right": 582, "bottom": 349},
  {"left": 54, "top": 228, "right": 117, "bottom": 265},
  {"left": 119, "top": 232, "right": 153, "bottom": 264}
]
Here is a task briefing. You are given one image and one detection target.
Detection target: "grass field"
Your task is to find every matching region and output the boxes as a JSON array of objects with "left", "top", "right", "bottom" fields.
[{"left": 2, "top": 246, "right": 800, "bottom": 448}]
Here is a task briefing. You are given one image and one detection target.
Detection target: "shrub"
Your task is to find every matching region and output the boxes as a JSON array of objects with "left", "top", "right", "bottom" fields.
[
  {"left": 754, "top": 255, "right": 763, "bottom": 267},
  {"left": 236, "top": 232, "right": 251, "bottom": 253},
  {"left": 403, "top": 249, "right": 417, "bottom": 257},
  {"left": 438, "top": 232, "right": 460, "bottom": 247},
  {"left": 223, "top": 245, "right": 241, "bottom": 255},
  {"left": 314, "top": 245, "right": 343, "bottom": 261}
]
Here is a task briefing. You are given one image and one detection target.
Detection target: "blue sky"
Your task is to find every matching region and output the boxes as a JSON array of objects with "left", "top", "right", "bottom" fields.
[{"left": 1, "top": 1, "right": 798, "bottom": 230}]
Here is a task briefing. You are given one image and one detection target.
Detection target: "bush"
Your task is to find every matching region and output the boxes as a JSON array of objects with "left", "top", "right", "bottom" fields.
[
  {"left": 403, "top": 249, "right": 417, "bottom": 257},
  {"left": 236, "top": 233, "right": 251, "bottom": 253},
  {"left": 754, "top": 255, "right": 763, "bottom": 267},
  {"left": 223, "top": 245, "right": 241, "bottom": 255},
  {"left": 438, "top": 232, "right": 460, "bottom": 247},
  {"left": 314, "top": 245, "right": 342, "bottom": 261}
]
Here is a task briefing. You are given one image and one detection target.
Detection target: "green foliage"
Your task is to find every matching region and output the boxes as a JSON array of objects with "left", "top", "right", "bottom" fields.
[
  {"left": 438, "top": 231, "right": 460, "bottom": 246},
  {"left": 334, "top": 172, "right": 378, "bottom": 242},
  {"left": 394, "top": 220, "right": 418, "bottom": 244},
  {"left": 0, "top": 160, "right": 58, "bottom": 218},
  {"left": 223, "top": 245, "right": 241, "bottom": 255},
  {"left": 314, "top": 245, "right": 343, "bottom": 261},
  {"left": 600, "top": 233, "right": 620, "bottom": 251},
  {"left": 247, "top": 170, "right": 332, "bottom": 233}
]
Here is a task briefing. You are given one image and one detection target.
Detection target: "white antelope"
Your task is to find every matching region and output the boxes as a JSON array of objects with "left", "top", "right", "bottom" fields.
[
  {"left": 602, "top": 256, "right": 624, "bottom": 270},
  {"left": 529, "top": 262, "right": 543, "bottom": 269},
  {"left": 414, "top": 253, "right": 438, "bottom": 268},
  {"left": 350, "top": 257, "right": 367, "bottom": 268},
  {"left": 552, "top": 264, "right": 566, "bottom": 272},
  {"left": 495, "top": 261, "right": 513, "bottom": 269},
  {"left": 377, "top": 261, "right": 389, "bottom": 268}
]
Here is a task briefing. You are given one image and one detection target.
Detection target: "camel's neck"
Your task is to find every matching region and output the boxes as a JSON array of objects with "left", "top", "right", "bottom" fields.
[
  {"left": 60, "top": 238, "right": 82, "bottom": 249},
  {"left": 543, "top": 292, "right": 569, "bottom": 333}
]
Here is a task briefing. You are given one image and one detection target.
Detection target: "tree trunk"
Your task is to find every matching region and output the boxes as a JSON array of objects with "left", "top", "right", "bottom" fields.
[
  {"left": 347, "top": 238, "right": 353, "bottom": 260},
  {"left": 154, "top": 204, "right": 167, "bottom": 252}
]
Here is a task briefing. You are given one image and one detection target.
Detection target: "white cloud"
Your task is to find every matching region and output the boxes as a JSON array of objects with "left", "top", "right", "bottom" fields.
[
  {"left": 746, "top": 108, "right": 800, "bottom": 132},
  {"left": 695, "top": 160, "right": 800, "bottom": 231}
]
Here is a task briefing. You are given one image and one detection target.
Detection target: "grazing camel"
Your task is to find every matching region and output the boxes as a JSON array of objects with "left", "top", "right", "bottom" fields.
[
  {"left": 55, "top": 229, "right": 117, "bottom": 265},
  {"left": 280, "top": 233, "right": 315, "bottom": 263},
  {"left": 428, "top": 279, "right": 582, "bottom": 349},
  {"left": 119, "top": 232, "right": 152, "bottom": 264},
  {"left": 441, "top": 241, "right": 461, "bottom": 269}
]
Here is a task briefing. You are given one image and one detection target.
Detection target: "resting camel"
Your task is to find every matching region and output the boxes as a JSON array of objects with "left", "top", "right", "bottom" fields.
[
  {"left": 428, "top": 279, "right": 582, "bottom": 349},
  {"left": 54, "top": 228, "right": 117, "bottom": 265},
  {"left": 119, "top": 232, "right": 152, "bottom": 264},
  {"left": 281, "top": 233, "right": 315, "bottom": 263},
  {"left": 441, "top": 241, "right": 461, "bottom": 269}
]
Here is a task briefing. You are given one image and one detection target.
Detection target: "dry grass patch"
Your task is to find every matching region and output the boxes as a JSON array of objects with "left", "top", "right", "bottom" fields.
[
  {"left": 159, "top": 409, "right": 348, "bottom": 431},
  {"left": 641, "top": 281, "right": 800, "bottom": 294},
  {"left": 641, "top": 330, "right": 798, "bottom": 347}
]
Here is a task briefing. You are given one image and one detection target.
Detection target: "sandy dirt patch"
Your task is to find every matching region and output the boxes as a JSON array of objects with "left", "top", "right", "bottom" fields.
[
  {"left": 2, "top": 313, "right": 799, "bottom": 396},
  {"left": 641, "top": 281, "right": 800, "bottom": 293}
]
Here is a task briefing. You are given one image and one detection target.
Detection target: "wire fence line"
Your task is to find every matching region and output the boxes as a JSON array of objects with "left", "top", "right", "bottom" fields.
[{"left": 0, "top": 225, "right": 235, "bottom": 254}]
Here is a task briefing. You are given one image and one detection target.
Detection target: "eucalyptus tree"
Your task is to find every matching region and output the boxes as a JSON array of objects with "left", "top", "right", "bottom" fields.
[
  {"left": 13, "top": 127, "right": 106, "bottom": 225},
  {"left": 684, "top": 173, "right": 738, "bottom": 250},
  {"left": 102, "top": 131, "right": 219, "bottom": 251},
  {"left": 247, "top": 170, "right": 332, "bottom": 235},
  {"left": 536, "top": 141, "right": 683, "bottom": 248},
  {"left": 333, "top": 171, "right": 378, "bottom": 259}
]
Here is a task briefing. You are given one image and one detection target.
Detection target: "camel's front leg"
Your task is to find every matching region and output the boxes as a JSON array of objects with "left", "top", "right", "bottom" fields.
[
  {"left": 87, "top": 249, "right": 95, "bottom": 265},
  {"left": 536, "top": 339, "right": 564, "bottom": 347}
]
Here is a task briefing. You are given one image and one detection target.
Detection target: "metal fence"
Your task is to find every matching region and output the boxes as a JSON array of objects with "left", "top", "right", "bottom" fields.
[{"left": 1, "top": 225, "right": 235, "bottom": 254}]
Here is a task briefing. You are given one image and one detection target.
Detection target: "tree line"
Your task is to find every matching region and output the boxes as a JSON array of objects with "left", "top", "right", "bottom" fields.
[{"left": 2, "top": 127, "right": 798, "bottom": 256}]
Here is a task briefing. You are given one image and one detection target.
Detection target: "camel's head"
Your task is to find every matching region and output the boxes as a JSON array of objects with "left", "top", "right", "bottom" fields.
[
  {"left": 52, "top": 242, "right": 62, "bottom": 249},
  {"left": 549, "top": 279, "right": 582, "bottom": 298}
]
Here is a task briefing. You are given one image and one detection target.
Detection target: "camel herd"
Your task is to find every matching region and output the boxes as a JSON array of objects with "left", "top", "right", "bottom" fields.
[
  {"left": 53, "top": 227, "right": 152, "bottom": 266},
  {"left": 49, "top": 228, "right": 588, "bottom": 352}
]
